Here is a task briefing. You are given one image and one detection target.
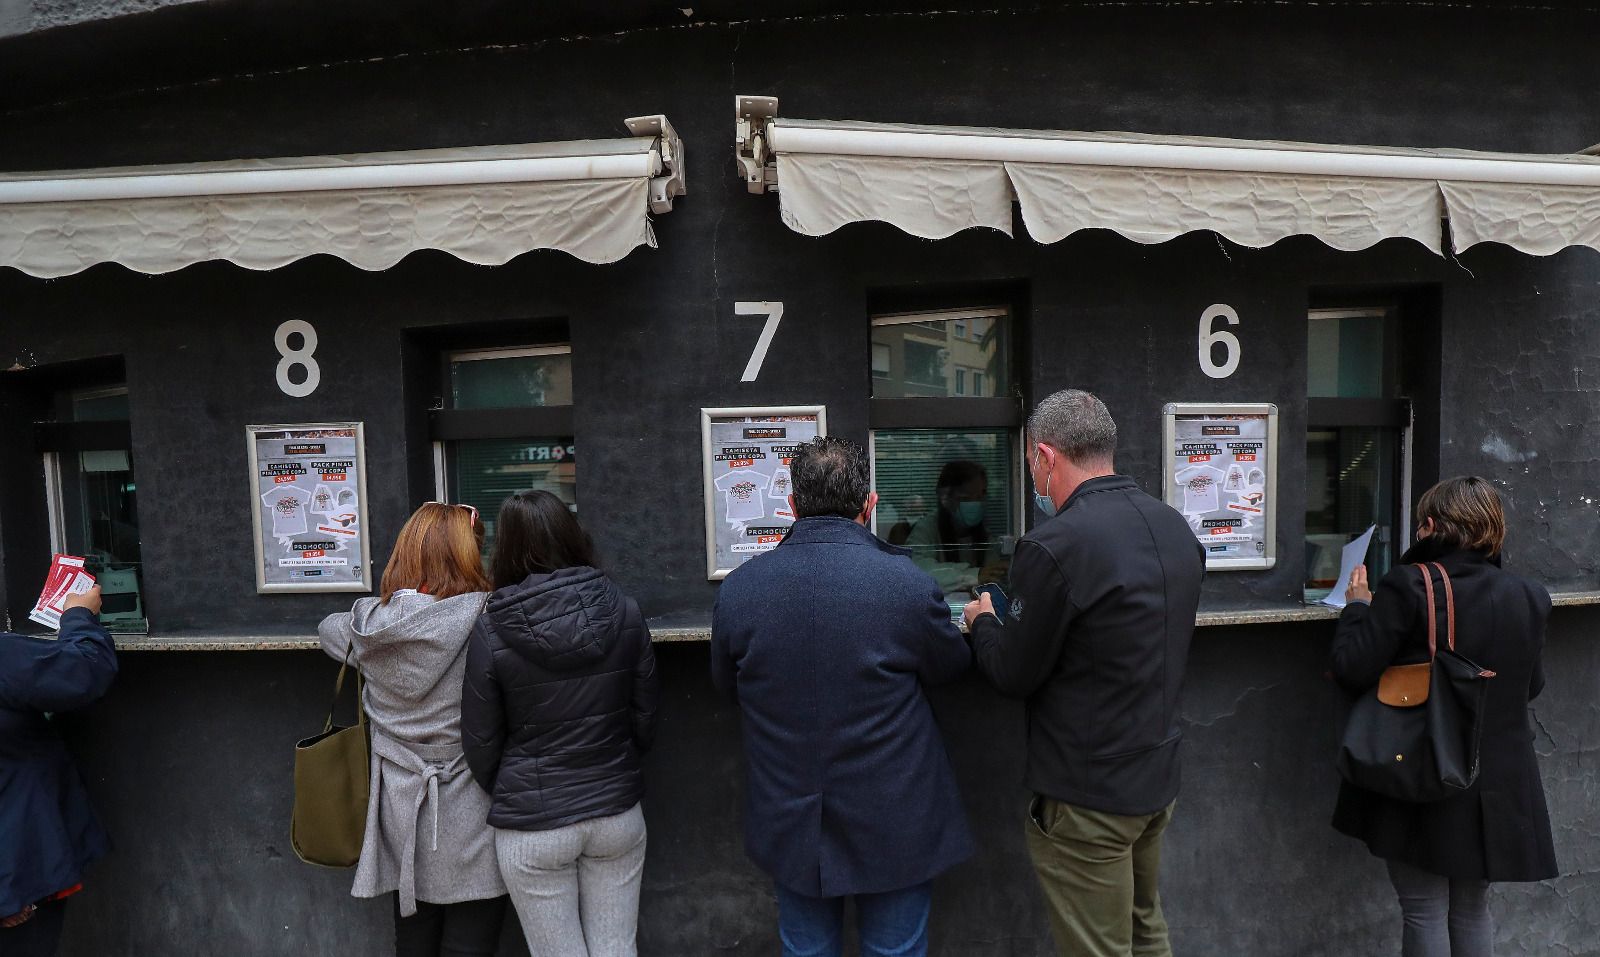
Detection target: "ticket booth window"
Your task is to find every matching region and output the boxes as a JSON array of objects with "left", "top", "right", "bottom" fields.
[
  {"left": 40, "top": 387, "right": 147, "bottom": 633},
  {"left": 869, "top": 307, "right": 1020, "bottom": 610},
  {"left": 1305, "top": 307, "right": 1408, "bottom": 602},
  {"left": 433, "top": 346, "right": 576, "bottom": 552}
]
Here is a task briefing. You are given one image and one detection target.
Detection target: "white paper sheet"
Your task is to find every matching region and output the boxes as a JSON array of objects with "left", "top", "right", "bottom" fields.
[{"left": 1320, "top": 525, "right": 1377, "bottom": 609}]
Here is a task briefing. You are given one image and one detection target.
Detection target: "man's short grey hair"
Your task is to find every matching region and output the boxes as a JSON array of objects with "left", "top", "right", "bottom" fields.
[{"left": 1027, "top": 389, "right": 1117, "bottom": 466}]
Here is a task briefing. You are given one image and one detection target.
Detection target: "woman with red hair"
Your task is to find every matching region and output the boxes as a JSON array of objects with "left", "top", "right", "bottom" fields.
[{"left": 319, "top": 502, "right": 508, "bottom": 956}]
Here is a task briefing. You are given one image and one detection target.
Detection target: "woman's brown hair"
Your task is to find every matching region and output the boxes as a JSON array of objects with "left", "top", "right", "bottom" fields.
[
  {"left": 379, "top": 503, "right": 491, "bottom": 603},
  {"left": 1416, "top": 476, "right": 1506, "bottom": 556}
]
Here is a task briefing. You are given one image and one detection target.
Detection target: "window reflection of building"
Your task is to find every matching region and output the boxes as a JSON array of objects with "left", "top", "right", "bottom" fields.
[
  {"left": 868, "top": 305, "right": 1018, "bottom": 611},
  {"left": 869, "top": 307, "right": 1008, "bottom": 399}
]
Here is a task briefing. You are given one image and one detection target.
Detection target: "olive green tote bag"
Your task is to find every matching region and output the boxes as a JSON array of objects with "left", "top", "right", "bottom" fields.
[{"left": 291, "top": 648, "right": 370, "bottom": 867}]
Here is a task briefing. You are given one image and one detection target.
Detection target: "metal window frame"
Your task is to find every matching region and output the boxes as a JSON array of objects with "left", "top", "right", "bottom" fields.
[
  {"left": 447, "top": 344, "right": 573, "bottom": 363},
  {"left": 42, "top": 452, "right": 68, "bottom": 555},
  {"left": 871, "top": 306, "right": 1009, "bottom": 328}
]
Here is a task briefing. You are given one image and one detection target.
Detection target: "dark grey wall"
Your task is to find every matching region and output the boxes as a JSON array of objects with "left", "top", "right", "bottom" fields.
[
  {"left": 4, "top": 5, "right": 1600, "bottom": 955},
  {"left": 55, "top": 610, "right": 1600, "bottom": 956},
  {"left": 4, "top": 3, "right": 1599, "bottom": 625}
]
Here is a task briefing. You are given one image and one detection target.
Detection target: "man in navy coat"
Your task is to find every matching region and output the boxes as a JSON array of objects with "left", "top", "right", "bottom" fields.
[
  {"left": 712, "top": 435, "right": 973, "bottom": 957},
  {"left": 0, "top": 584, "right": 115, "bottom": 956}
]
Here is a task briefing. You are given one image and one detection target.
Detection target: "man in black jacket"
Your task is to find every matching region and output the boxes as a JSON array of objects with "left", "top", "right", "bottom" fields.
[{"left": 963, "top": 390, "right": 1203, "bottom": 957}]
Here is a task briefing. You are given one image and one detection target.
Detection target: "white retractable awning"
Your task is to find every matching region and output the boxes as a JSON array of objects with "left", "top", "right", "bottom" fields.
[
  {"left": 0, "top": 115, "right": 684, "bottom": 277},
  {"left": 734, "top": 95, "right": 1600, "bottom": 257}
]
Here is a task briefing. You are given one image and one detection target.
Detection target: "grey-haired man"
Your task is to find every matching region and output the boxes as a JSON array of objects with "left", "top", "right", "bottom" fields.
[{"left": 963, "top": 389, "right": 1204, "bottom": 957}]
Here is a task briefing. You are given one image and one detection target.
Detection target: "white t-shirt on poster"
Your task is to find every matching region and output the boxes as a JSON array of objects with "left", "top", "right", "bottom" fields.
[
  {"left": 1224, "top": 463, "right": 1246, "bottom": 493},
  {"left": 769, "top": 466, "right": 793, "bottom": 500},
  {"left": 1174, "top": 465, "right": 1225, "bottom": 515},
  {"left": 311, "top": 483, "right": 337, "bottom": 515},
  {"left": 262, "top": 485, "right": 311, "bottom": 536},
  {"left": 714, "top": 469, "right": 771, "bottom": 523}
]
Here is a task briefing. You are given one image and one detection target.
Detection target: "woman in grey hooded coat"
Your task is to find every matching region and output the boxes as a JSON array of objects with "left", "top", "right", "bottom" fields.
[{"left": 319, "top": 502, "right": 507, "bottom": 956}]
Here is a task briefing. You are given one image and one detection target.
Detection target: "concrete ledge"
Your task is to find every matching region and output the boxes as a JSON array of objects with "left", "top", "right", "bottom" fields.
[{"left": 107, "top": 590, "right": 1600, "bottom": 650}]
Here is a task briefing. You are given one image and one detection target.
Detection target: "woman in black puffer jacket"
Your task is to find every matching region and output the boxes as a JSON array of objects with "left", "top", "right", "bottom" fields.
[{"left": 461, "top": 490, "right": 658, "bottom": 957}]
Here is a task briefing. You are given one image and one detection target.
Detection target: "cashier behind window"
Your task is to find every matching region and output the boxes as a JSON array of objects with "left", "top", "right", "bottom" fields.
[{"left": 902, "top": 460, "right": 1009, "bottom": 591}]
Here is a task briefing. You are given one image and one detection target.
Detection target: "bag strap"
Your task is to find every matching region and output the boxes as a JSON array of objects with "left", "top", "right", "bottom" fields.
[
  {"left": 323, "top": 646, "right": 364, "bottom": 734},
  {"left": 1414, "top": 563, "right": 1439, "bottom": 658},
  {"left": 1430, "top": 561, "right": 1457, "bottom": 652}
]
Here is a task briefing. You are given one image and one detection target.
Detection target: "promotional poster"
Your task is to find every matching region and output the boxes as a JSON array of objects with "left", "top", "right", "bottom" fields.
[
  {"left": 1163, "top": 404, "right": 1278, "bottom": 570},
  {"left": 247, "top": 423, "right": 373, "bottom": 592},
  {"left": 701, "top": 406, "right": 825, "bottom": 579}
]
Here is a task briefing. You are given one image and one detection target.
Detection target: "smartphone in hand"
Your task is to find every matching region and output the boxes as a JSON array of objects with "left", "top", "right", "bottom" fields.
[{"left": 972, "top": 583, "right": 1009, "bottom": 620}]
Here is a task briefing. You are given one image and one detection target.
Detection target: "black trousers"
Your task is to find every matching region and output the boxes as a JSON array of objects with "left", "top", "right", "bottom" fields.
[
  {"left": 393, "top": 894, "right": 509, "bottom": 957},
  {"left": 0, "top": 898, "right": 68, "bottom": 957}
]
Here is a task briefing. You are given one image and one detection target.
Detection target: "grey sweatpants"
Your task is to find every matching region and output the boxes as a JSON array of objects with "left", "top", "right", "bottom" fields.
[
  {"left": 495, "top": 803, "right": 647, "bottom": 957},
  {"left": 1386, "top": 858, "right": 1493, "bottom": 957}
]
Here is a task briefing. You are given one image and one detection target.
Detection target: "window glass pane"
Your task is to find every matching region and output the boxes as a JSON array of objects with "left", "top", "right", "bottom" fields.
[
  {"left": 871, "top": 313, "right": 1009, "bottom": 398},
  {"left": 1305, "top": 426, "right": 1399, "bottom": 602},
  {"left": 55, "top": 390, "right": 145, "bottom": 632},
  {"left": 448, "top": 437, "right": 577, "bottom": 552},
  {"left": 1308, "top": 314, "right": 1386, "bottom": 398},
  {"left": 72, "top": 391, "right": 130, "bottom": 421},
  {"left": 872, "top": 428, "right": 1016, "bottom": 604},
  {"left": 450, "top": 352, "right": 572, "bottom": 409},
  {"left": 870, "top": 343, "right": 892, "bottom": 377}
]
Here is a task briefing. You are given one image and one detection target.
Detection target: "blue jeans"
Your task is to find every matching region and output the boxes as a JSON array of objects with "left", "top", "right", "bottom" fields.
[{"left": 774, "top": 881, "right": 932, "bottom": 957}]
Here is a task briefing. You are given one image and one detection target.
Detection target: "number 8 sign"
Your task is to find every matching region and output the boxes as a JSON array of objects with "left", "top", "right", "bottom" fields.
[{"left": 275, "top": 319, "right": 321, "bottom": 397}]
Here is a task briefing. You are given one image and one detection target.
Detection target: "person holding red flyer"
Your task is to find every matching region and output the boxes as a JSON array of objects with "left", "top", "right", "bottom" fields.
[{"left": 0, "top": 580, "right": 115, "bottom": 957}]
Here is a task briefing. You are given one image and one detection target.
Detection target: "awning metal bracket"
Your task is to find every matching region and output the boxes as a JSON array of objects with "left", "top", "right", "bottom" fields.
[
  {"left": 736, "top": 95, "right": 779, "bottom": 194},
  {"left": 625, "top": 113, "right": 687, "bottom": 213}
]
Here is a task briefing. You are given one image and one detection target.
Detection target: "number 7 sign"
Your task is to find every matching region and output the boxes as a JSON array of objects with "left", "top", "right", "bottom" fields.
[{"left": 735, "top": 301, "right": 784, "bottom": 382}]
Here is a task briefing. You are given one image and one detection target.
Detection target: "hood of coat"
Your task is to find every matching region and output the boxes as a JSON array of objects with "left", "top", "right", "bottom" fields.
[
  {"left": 479, "top": 566, "right": 626, "bottom": 671},
  {"left": 344, "top": 590, "right": 487, "bottom": 699}
]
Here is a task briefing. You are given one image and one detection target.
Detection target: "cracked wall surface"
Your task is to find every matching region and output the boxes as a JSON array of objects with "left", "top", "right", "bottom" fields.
[
  {"left": 0, "top": 0, "right": 206, "bottom": 38},
  {"left": 53, "top": 614, "right": 1600, "bottom": 955}
]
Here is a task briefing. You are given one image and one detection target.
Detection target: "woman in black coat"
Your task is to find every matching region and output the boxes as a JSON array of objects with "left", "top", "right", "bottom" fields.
[
  {"left": 461, "top": 490, "right": 658, "bottom": 957},
  {"left": 1331, "top": 476, "right": 1556, "bottom": 957}
]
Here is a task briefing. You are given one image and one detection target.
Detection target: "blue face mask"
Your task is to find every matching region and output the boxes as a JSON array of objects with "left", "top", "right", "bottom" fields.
[
  {"left": 956, "top": 500, "right": 985, "bottom": 527},
  {"left": 1032, "top": 450, "right": 1057, "bottom": 517}
]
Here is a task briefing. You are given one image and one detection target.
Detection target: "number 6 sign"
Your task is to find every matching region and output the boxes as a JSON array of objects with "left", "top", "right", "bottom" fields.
[{"left": 1198, "top": 304, "right": 1241, "bottom": 379}]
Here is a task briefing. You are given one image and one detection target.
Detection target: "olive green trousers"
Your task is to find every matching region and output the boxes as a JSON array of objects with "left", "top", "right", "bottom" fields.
[{"left": 1024, "top": 795, "right": 1177, "bottom": 957}]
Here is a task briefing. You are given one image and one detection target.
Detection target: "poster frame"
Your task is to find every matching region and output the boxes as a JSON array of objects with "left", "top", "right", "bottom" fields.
[
  {"left": 701, "top": 405, "right": 827, "bottom": 581},
  {"left": 1161, "top": 402, "right": 1279, "bottom": 571},
  {"left": 245, "top": 421, "right": 374, "bottom": 594}
]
